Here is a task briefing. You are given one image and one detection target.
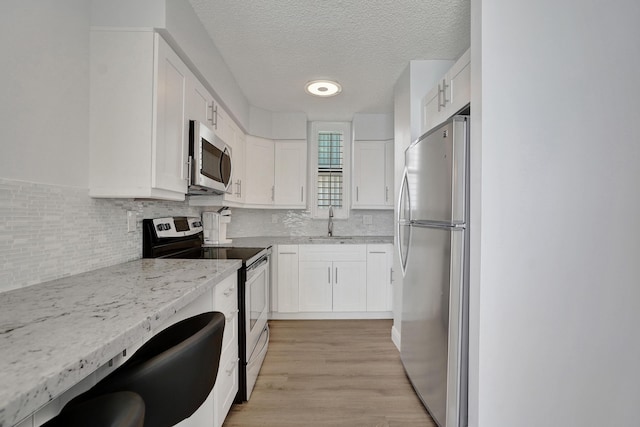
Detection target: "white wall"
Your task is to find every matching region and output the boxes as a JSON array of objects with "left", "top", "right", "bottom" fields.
[
  {"left": 0, "top": 1, "right": 202, "bottom": 292},
  {"left": 471, "top": 1, "right": 640, "bottom": 426},
  {"left": 352, "top": 113, "right": 394, "bottom": 140},
  {"left": 90, "top": 0, "right": 251, "bottom": 130},
  {"left": 0, "top": 0, "right": 90, "bottom": 187}
]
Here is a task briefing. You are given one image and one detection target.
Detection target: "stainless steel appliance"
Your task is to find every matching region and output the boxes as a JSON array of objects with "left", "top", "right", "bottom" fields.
[
  {"left": 142, "top": 216, "right": 270, "bottom": 402},
  {"left": 398, "top": 115, "right": 470, "bottom": 427},
  {"left": 188, "top": 120, "right": 232, "bottom": 195}
]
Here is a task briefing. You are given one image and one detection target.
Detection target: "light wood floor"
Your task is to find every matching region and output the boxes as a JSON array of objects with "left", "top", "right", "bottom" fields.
[{"left": 223, "top": 319, "right": 436, "bottom": 427}]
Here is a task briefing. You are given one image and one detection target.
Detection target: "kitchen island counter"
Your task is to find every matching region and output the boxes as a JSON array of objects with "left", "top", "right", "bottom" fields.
[{"left": 0, "top": 258, "right": 241, "bottom": 427}]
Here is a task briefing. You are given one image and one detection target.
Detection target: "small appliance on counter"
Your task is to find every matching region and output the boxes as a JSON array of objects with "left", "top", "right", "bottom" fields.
[{"left": 202, "top": 209, "right": 232, "bottom": 245}]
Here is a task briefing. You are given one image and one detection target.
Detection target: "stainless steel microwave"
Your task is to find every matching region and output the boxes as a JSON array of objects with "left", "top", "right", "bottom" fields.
[{"left": 188, "top": 120, "right": 232, "bottom": 195}]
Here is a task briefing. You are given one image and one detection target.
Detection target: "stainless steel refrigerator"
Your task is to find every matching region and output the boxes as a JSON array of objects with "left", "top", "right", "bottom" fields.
[{"left": 398, "top": 115, "right": 469, "bottom": 427}]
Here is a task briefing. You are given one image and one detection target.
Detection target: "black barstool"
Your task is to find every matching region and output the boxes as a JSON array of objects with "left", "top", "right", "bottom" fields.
[
  {"left": 42, "top": 391, "right": 145, "bottom": 427},
  {"left": 76, "top": 311, "right": 225, "bottom": 427}
]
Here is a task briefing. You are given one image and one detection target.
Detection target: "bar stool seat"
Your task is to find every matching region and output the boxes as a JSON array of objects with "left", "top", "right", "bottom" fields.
[
  {"left": 76, "top": 311, "right": 225, "bottom": 427},
  {"left": 42, "top": 391, "right": 145, "bottom": 427}
]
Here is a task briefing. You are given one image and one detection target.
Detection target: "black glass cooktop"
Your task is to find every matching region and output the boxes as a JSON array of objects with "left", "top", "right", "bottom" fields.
[
  {"left": 162, "top": 246, "right": 266, "bottom": 265},
  {"left": 201, "top": 247, "right": 265, "bottom": 263}
]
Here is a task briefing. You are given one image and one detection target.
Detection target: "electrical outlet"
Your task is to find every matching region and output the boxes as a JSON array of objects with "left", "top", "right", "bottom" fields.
[
  {"left": 363, "top": 215, "right": 373, "bottom": 225},
  {"left": 127, "top": 211, "right": 137, "bottom": 232}
]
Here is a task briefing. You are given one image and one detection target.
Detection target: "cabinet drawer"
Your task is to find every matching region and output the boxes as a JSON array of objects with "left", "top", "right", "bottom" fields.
[
  {"left": 214, "top": 273, "right": 237, "bottom": 311},
  {"left": 213, "top": 348, "right": 239, "bottom": 427},
  {"left": 220, "top": 308, "right": 238, "bottom": 356},
  {"left": 299, "top": 244, "right": 366, "bottom": 261}
]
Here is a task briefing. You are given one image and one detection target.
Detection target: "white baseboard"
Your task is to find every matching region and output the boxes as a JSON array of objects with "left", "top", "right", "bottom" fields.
[
  {"left": 269, "top": 311, "right": 393, "bottom": 320},
  {"left": 391, "top": 324, "right": 401, "bottom": 351}
]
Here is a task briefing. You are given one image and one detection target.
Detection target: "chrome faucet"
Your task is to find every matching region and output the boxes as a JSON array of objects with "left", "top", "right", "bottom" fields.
[{"left": 328, "top": 205, "right": 334, "bottom": 237}]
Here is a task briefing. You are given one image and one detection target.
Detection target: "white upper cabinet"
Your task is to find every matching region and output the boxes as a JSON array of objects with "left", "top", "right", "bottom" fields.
[
  {"left": 422, "top": 48, "right": 470, "bottom": 133},
  {"left": 239, "top": 136, "right": 307, "bottom": 208},
  {"left": 90, "top": 30, "right": 189, "bottom": 201},
  {"left": 187, "top": 75, "right": 216, "bottom": 130},
  {"left": 274, "top": 140, "right": 307, "bottom": 208},
  {"left": 225, "top": 127, "right": 246, "bottom": 204},
  {"left": 352, "top": 140, "right": 394, "bottom": 209},
  {"left": 244, "top": 135, "right": 275, "bottom": 205}
]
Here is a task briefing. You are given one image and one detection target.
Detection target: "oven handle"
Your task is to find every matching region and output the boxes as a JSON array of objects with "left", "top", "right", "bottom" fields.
[
  {"left": 248, "top": 325, "right": 270, "bottom": 364},
  {"left": 246, "top": 256, "right": 269, "bottom": 281}
]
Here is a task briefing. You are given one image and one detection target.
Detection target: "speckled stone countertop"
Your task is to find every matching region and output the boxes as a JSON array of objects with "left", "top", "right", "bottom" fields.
[
  {"left": 204, "top": 235, "right": 393, "bottom": 248},
  {"left": 0, "top": 258, "right": 241, "bottom": 427}
]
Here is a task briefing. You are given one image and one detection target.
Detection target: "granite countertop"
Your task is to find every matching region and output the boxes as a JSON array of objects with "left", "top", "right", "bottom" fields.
[
  {"left": 0, "top": 258, "right": 241, "bottom": 427},
  {"left": 204, "top": 235, "right": 394, "bottom": 248}
]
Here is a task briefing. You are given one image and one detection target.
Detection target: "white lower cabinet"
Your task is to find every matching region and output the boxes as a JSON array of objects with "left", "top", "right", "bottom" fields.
[
  {"left": 211, "top": 273, "right": 239, "bottom": 427},
  {"left": 275, "top": 245, "right": 300, "bottom": 313},
  {"left": 298, "top": 245, "right": 367, "bottom": 313},
  {"left": 275, "top": 244, "right": 393, "bottom": 318},
  {"left": 366, "top": 244, "right": 394, "bottom": 311}
]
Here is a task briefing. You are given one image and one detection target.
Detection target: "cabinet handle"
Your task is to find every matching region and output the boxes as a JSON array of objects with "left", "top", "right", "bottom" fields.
[
  {"left": 335, "top": 267, "right": 338, "bottom": 284},
  {"left": 356, "top": 186, "right": 359, "bottom": 202},
  {"left": 186, "top": 156, "right": 193, "bottom": 183},
  {"left": 390, "top": 268, "right": 394, "bottom": 284},
  {"left": 271, "top": 186, "right": 275, "bottom": 201},
  {"left": 328, "top": 267, "right": 331, "bottom": 284},
  {"left": 212, "top": 104, "right": 218, "bottom": 129},
  {"left": 301, "top": 186, "right": 304, "bottom": 202},
  {"left": 207, "top": 102, "right": 214, "bottom": 124},
  {"left": 369, "top": 251, "right": 385, "bottom": 254},
  {"left": 238, "top": 180, "right": 242, "bottom": 197},
  {"left": 226, "top": 309, "right": 239, "bottom": 321},
  {"left": 279, "top": 252, "right": 297, "bottom": 255},
  {"left": 226, "top": 359, "right": 239, "bottom": 376},
  {"left": 385, "top": 186, "right": 389, "bottom": 202},
  {"left": 438, "top": 78, "right": 449, "bottom": 110}
]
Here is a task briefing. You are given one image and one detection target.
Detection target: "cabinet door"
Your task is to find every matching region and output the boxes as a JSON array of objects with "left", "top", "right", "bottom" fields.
[
  {"left": 244, "top": 136, "right": 275, "bottom": 205},
  {"left": 422, "top": 83, "right": 444, "bottom": 134},
  {"left": 152, "top": 34, "right": 189, "bottom": 194},
  {"left": 186, "top": 73, "right": 215, "bottom": 128},
  {"left": 225, "top": 128, "right": 245, "bottom": 203},
  {"left": 366, "top": 245, "right": 393, "bottom": 311},
  {"left": 332, "top": 261, "right": 367, "bottom": 312},
  {"left": 352, "top": 141, "right": 386, "bottom": 208},
  {"left": 274, "top": 140, "right": 307, "bottom": 207},
  {"left": 384, "top": 140, "right": 394, "bottom": 207},
  {"left": 448, "top": 49, "right": 471, "bottom": 115},
  {"left": 276, "top": 246, "right": 299, "bottom": 313},
  {"left": 299, "top": 261, "right": 333, "bottom": 312}
]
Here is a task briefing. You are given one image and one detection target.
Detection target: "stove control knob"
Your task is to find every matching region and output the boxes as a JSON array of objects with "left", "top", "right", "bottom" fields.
[
  {"left": 156, "top": 224, "right": 163, "bottom": 231},
  {"left": 165, "top": 223, "right": 172, "bottom": 230}
]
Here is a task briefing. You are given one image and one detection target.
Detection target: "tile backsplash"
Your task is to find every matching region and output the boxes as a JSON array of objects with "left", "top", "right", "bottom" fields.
[
  {"left": 224, "top": 208, "right": 394, "bottom": 237},
  {"left": 0, "top": 178, "right": 202, "bottom": 292},
  {"left": 1, "top": 178, "right": 394, "bottom": 292}
]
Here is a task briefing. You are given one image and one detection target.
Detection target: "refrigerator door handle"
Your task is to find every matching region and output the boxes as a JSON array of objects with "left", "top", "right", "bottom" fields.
[
  {"left": 411, "top": 220, "right": 466, "bottom": 231},
  {"left": 397, "top": 167, "right": 411, "bottom": 276}
]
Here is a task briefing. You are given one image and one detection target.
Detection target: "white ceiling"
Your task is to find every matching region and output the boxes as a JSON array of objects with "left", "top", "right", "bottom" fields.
[{"left": 188, "top": 0, "right": 470, "bottom": 122}]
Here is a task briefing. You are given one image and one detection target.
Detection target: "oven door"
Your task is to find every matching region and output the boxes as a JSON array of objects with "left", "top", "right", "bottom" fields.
[{"left": 245, "top": 255, "right": 269, "bottom": 355}]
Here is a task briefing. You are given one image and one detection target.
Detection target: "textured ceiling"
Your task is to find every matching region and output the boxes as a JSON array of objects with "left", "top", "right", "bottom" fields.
[{"left": 188, "top": 0, "right": 470, "bottom": 121}]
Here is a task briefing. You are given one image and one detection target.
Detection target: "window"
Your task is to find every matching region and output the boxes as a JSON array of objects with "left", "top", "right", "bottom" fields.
[
  {"left": 317, "top": 132, "right": 343, "bottom": 208},
  {"left": 309, "top": 122, "right": 351, "bottom": 219}
]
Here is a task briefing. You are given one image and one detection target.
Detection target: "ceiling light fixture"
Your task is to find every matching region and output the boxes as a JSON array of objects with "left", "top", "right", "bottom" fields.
[{"left": 305, "top": 80, "right": 342, "bottom": 97}]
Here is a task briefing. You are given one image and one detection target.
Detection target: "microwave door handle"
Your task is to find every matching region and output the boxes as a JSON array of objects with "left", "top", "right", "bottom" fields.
[{"left": 187, "top": 156, "right": 193, "bottom": 184}]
